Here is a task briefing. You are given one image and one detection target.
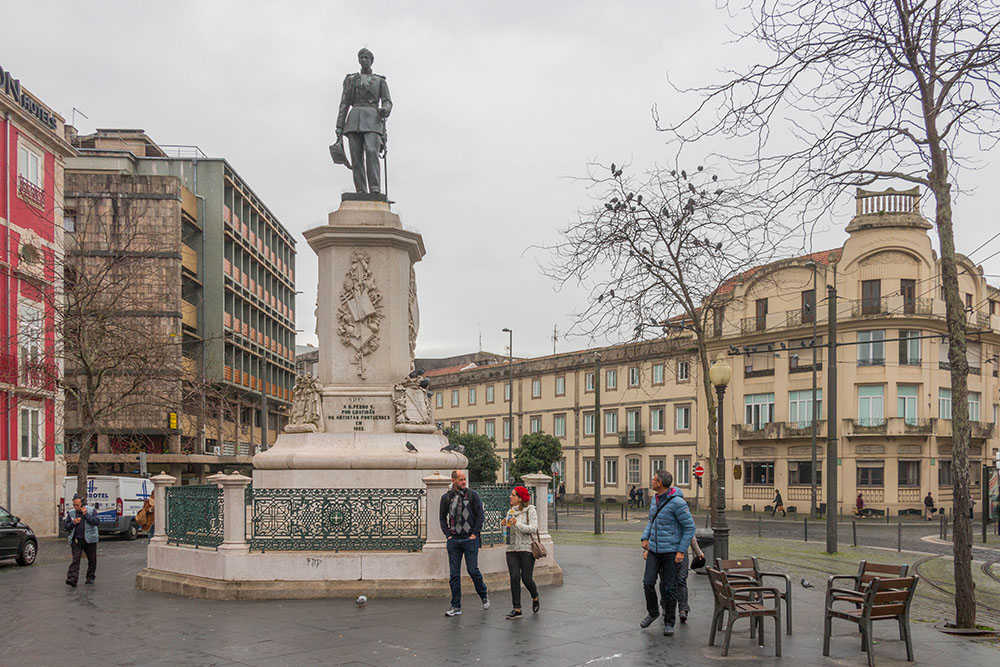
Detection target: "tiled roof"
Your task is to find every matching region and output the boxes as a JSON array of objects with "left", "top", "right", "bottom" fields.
[{"left": 716, "top": 247, "right": 843, "bottom": 296}]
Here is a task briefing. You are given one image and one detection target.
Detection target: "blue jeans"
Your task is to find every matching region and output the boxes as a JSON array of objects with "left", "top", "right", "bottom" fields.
[
  {"left": 643, "top": 551, "right": 680, "bottom": 624},
  {"left": 675, "top": 553, "right": 691, "bottom": 613},
  {"left": 447, "top": 536, "right": 488, "bottom": 608}
]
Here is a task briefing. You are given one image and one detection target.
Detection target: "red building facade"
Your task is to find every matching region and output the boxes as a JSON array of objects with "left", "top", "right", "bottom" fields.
[{"left": 0, "top": 63, "right": 75, "bottom": 534}]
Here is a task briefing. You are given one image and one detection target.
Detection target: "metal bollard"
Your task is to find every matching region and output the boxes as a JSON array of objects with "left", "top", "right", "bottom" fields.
[
  {"left": 602, "top": 512, "right": 606, "bottom": 533},
  {"left": 886, "top": 512, "right": 890, "bottom": 525},
  {"left": 804, "top": 517, "right": 809, "bottom": 542},
  {"left": 758, "top": 516, "right": 762, "bottom": 538},
  {"left": 852, "top": 519, "right": 857, "bottom": 547}
]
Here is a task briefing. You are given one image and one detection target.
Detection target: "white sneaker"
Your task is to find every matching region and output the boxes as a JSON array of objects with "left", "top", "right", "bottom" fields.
[
  {"left": 445, "top": 607, "right": 462, "bottom": 617},
  {"left": 482, "top": 596, "right": 490, "bottom": 610}
]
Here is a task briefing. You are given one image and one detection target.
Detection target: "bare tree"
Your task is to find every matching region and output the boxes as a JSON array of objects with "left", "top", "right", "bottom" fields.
[
  {"left": 545, "top": 162, "right": 787, "bottom": 522},
  {"left": 664, "top": 0, "right": 1000, "bottom": 627}
]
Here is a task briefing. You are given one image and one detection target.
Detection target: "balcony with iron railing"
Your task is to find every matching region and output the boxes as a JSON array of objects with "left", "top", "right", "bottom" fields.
[
  {"left": 618, "top": 430, "right": 645, "bottom": 446},
  {"left": 845, "top": 418, "right": 888, "bottom": 435},
  {"left": 17, "top": 175, "right": 45, "bottom": 208},
  {"left": 934, "top": 419, "right": 996, "bottom": 440}
]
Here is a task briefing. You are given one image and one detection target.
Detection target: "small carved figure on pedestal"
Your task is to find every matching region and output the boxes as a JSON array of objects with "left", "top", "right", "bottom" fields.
[{"left": 286, "top": 375, "right": 325, "bottom": 433}]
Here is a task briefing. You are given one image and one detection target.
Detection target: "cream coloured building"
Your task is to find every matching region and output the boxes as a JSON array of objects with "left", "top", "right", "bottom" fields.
[{"left": 430, "top": 188, "right": 1000, "bottom": 515}]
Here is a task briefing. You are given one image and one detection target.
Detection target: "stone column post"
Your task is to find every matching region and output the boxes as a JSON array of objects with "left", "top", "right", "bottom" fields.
[
  {"left": 150, "top": 471, "right": 177, "bottom": 544},
  {"left": 521, "top": 473, "right": 552, "bottom": 538},
  {"left": 422, "top": 472, "right": 453, "bottom": 549},
  {"left": 208, "top": 472, "right": 252, "bottom": 552}
]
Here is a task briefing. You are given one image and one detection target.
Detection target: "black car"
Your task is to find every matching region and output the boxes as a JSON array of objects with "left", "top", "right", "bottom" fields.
[{"left": 0, "top": 505, "right": 37, "bottom": 566}]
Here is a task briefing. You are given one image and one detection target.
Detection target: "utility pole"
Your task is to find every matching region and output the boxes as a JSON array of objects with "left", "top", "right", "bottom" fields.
[
  {"left": 594, "top": 352, "right": 602, "bottom": 535},
  {"left": 807, "top": 261, "right": 818, "bottom": 519},
  {"left": 826, "top": 285, "right": 838, "bottom": 553},
  {"left": 503, "top": 328, "right": 513, "bottom": 481}
]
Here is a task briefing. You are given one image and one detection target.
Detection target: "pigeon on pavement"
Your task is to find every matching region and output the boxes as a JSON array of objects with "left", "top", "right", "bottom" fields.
[{"left": 800, "top": 578, "right": 814, "bottom": 589}]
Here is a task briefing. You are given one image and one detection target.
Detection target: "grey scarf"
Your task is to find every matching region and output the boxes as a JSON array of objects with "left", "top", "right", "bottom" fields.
[{"left": 447, "top": 487, "right": 472, "bottom": 535}]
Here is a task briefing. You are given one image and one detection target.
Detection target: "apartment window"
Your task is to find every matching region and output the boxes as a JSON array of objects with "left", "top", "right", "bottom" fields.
[
  {"left": 529, "top": 415, "right": 542, "bottom": 433},
  {"left": 18, "top": 302, "right": 44, "bottom": 383},
  {"left": 802, "top": 288, "right": 816, "bottom": 323},
  {"left": 18, "top": 143, "right": 43, "bottom": 189},
  {"left": 468, "top": 387, "right": 477, "bottom": 405},
  {"left": 677, "top": 360, "right": 690, "bottom": 382},
  {"left": 450, "top": 421, "right": 460, "bottom": 432},
  {"left": 19, "top": 407, "right": 41, "bottom": 460},
  {"left": 503, "top": 460, "right": 511, "bottom": 483},
  {"left": 628, "top": 366, "right": 640, "bottom": 387},
  {"left": 938, "top": 460, "right": 953, "bottom": 486},
  {"left": 625, "top": 409, "right": 641, "bottom": 437},
  {"left": 627, "top": 457, "right": 642, "bottom": 484},
  {"left": 675, "top": 404, "right": 691, "bottom": 432},
  {"left": 789, "top": 389, "right": 822, "bottom": 427},
  {"left": 965, "top": 293, "right": 973, "bottom": 309},
  {"left": 650, "top": 406, "right": 665, "bottom": 432},
  {"left": 451, "top": 389, "right": 459, "bottom": 407},
  {"left": 553, "top": 413, "right": 566, "bottom": 438},
  {"left": 858, "top": 330, "right": 885, "bottom": 366},
  {"left": 897, "top": 384, "right": 919, "bottom": 424},
  {"left": 901, "top": 278, "right": 916, "bottom": 313},
  {"left": 585, "top": 372, "right": 595, "bottom": 392},
  {"left": 713, "top": 305, "right": 725, "bottom": 337},
  {"left": 898, "top": 460, "right": 920, "bottom": 487},
  {"left": 584, "top": 458, "right": 596, "bottom": 485},
  {"left": 435, "top": 392, "right": 444, "bottom": 409},
  {"left": 604, "top": 410, "right": 619, "bottom": 434},
  {"left": 531, "top": 378, "right": 542, "bottom": 398},
  {"left": 861, "top": 279, "right": 882, "bottom": 314},
  {"left": 605, "top": 369, "right": 617, "bottom": 390},
  {"left": 967, "top": 391, "right": 982, "bottom": 422},
  {"left": 652, "top": 363, "right": 665, "bottom": 385},
  {"left": 745, "top": 461, "right": 775, "bottom": 486},
  {"left": 675, "top": 457, "right": 691, "bottom": 486},
  {"left": 744, "top": 393, "right": 775, "bottom": 429},
  {"left": 63, "top": 208, "right": 76, "bottom": 233},
  {"left": 857, "top": 460, "right": 885, "bottom": 487},
  {"left": 466, "top": 420, "right": 478, "bottom": 435},
  {"left": 788, "top": 461, "right": 821, "bottom": 486},
  {"left": 899, "top": 330, "right": 921, "bottom": 365},
  {"left": 485, "top": 385, "right": 494, "bottom": 404},
  {"left": 604, "top": 458, "right": 618, "bottom": 486},
  {"left": 939, "top": 388, "right": 952, "bottom": 420},
  {"left": 650, "top": 457, "right": 665, "bottom": 478},
  {"left": 504, "top": 382, "right": 512, "bottom": 402},
  {"left": 485, "top": 419, "right": 495, "bottom": 439},
  {"left": 755, "top": 298, "right": 768, "bottom": 331},
  {"left": 503, "top": 418, "right": 511, "bottom": 442},
  {"left": 555, "top": 376, "right": 566, "bottom": 396},
  {"left": 858, "top": 385, "right": 885, "bottom": 425},
  {"left": 583, "top": 412, "right": 595, "bottom": 436}
]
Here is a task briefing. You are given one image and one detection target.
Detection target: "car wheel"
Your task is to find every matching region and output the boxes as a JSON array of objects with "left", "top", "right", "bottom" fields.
[
  {"left": 125, "top": 521, "right": 139, "bottom": 541},
  {"left": 16, "top": 539, "right": 37, "bottom": 566}
]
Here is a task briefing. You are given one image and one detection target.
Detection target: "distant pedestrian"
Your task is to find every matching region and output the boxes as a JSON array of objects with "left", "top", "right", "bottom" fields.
[
  {"left": 503, "top": 486, "right": 540, "bottom": 619},
  {"left": 629, "top": 486, "right": 637, "bottom": 509},
  {"left": 771, "top": 490, "right": 786, "bottom": 517},
  {"left": 924, "top": 492, "right": 935, "bottom": 521},
  {"left": 63, "top": 495, "right": 99, "bottom": 587},
  {"left": 969, "top": 495, "right": 975, "bottom": 521},
  {"left": 557, "top": 482, "right": 566, "bottom": 504},
  {"left": 676, "top": 531, "right": 706, "bottom": 623},
  {"left": 439, "top": 470, "right": 489, "bottom": 616},
  {"left": 854, "top": 492, "right": 865, "bottom": 517},
  {"left": 636, "top": 487, "right": 645, "bottom": 509},
  {"left": 640, "top": 469, "right": 696, "bottom": 637},
  {"left": 137, "top": 496, "right": 155, "bottom": 538}
]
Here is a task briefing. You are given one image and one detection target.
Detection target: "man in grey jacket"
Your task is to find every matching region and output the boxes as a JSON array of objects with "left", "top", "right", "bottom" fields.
[
  {"left": 63, "top": 495, "right": 100, "bottom": 587},
  {"left": 639, "top": 470, "right": 696, "bottom": 636}
]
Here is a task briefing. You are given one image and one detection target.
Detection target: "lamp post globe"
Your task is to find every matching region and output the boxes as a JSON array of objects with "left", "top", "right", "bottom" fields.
[{"left": 709, "top": 357, "right": 732, "bottom": 561}]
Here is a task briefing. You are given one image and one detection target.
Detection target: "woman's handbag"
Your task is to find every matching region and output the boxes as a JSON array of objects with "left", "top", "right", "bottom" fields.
[{"left": 529, "top": 514, "right": 547, "bottom": 559}]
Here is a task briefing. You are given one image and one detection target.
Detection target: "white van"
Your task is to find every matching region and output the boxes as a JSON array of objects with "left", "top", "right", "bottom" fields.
[{"left": 59, "top": 476, "right": 153, "bottom": 540}]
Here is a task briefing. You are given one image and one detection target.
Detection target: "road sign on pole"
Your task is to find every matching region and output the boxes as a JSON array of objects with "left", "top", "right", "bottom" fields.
[{"left": 693, "top": 464, "right": 705, "bottom": 478}]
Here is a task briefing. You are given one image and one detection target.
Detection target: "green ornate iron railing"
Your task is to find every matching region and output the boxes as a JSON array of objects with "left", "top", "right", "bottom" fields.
[
  {"left": 247, "top": 487, "right": 426, "bottom": 552},
  {"left": 165, "top": 485, "right": 224, "bottom": 549},
  {"left": 471, "top": 483, "right": 520, "bottom": 546}
]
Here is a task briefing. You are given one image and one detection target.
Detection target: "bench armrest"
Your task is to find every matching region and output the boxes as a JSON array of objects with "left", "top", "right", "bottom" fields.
[
  {"left": 733, "top": 586, "right": 783, "bottom": 608},
  {"left": 827, "top": 574, "right": 859, "bottom": 590}
]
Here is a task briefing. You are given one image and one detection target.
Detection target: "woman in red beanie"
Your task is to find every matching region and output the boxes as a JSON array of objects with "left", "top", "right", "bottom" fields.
[{"left": 503, "top": 485, "right": 540, "bottom": 619}]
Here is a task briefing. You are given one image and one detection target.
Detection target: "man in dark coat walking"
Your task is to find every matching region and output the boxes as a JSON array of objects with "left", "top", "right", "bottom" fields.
[{"left": 439, "top": 470, "right": 489, "bottom": 616}]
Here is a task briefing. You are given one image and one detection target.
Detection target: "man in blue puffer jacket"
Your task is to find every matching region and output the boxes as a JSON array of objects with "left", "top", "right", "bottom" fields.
[{"left": 640, "top": 469, "right": 696, "bottom": 636}]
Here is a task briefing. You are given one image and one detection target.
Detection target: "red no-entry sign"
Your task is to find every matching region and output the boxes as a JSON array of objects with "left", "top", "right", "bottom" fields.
[{"left": 693, "top": 464, "right": 705, "bottom": 478}]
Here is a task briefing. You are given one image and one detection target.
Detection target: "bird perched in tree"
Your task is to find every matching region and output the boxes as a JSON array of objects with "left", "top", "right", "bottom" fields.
[{"left": 405, "top": 441, "right": 417, "bottom": 453}]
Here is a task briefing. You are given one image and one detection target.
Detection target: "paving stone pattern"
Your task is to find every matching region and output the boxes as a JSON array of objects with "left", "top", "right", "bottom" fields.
[{"left": 1, "top": 538, "right": 998, "bottom": 665}]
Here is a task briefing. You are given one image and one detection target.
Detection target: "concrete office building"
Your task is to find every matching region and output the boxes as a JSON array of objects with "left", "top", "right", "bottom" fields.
[
  {"left": 430, "top": 187, "right": 1000, "bottom": 516},
  {"left": 62, "top": 129, "right": 296, "bottom": 482}
]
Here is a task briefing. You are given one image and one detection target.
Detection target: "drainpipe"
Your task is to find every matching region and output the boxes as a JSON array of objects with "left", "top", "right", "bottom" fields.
[{"left": 4, "top": 111, "right": 12, "bottom": 510}]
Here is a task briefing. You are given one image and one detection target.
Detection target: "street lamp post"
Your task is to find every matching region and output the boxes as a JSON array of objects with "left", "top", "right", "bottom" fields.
[
  {"left": 709, "top": 357, "right": 732, "bottom": 561},
  {"left": 806, "top": 260, "right": 818, "bottom": 519},
  {"left": 502, "top": 328, "right": 513, "bottom": 481}
]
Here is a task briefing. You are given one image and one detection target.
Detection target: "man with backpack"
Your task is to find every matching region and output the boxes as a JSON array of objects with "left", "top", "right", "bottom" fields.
[{"left": 640, "top": 469, "right": 696, "bottom": 637}]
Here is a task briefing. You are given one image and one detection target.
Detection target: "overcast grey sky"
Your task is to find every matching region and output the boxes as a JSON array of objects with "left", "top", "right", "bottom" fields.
[{"left": 7, "top": 1, "right": 1000, "bottom": 358}]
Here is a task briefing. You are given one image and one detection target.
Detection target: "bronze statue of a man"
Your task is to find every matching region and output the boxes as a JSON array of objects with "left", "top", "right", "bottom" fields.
[{"left": 336, "top": 48, "right": 392, "bottom": 195}]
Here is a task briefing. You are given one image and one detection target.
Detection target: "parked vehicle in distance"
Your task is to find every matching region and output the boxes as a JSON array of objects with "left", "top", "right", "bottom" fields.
[
  {"left": 0, "top": 505, "right": 37, "bottom": 566},
  {"left": 59, "top": 476, "right": 153, "bottom": 540}
]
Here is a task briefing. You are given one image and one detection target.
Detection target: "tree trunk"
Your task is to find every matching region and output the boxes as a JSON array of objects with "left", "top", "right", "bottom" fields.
[
  {"left": 696, "top": 333, "right": 719, "bottom": 525},
  {"left": 931, "top": 179, "right": 976, "bottom": 629},
  {"left": 75, "top": 426, "right": 95, "bottom": 502}
]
